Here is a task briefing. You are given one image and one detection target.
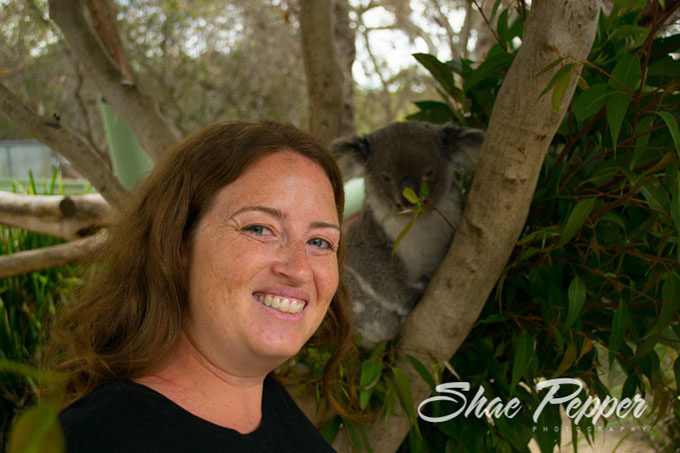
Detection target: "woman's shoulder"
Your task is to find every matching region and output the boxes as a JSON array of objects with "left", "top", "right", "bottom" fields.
[
  {"left": 58, "top": 380, "right": 186, "bottom": 452},
  {"left": 262, "top": 376, "right": 336, "bottom": 452}
]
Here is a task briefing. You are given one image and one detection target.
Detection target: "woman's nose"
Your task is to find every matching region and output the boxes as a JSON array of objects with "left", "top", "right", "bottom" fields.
[{"left": 272, "top": 241, "right": 313, "bottom": 283}]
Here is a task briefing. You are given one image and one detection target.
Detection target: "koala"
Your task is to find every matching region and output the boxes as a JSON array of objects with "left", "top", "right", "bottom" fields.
[{"left": 331, "top": 121, "right": 484, "bottom": 346}]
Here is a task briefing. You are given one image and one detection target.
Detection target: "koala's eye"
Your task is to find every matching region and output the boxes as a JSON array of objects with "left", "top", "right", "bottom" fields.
[
  {"left": 382, "top": 174, "right": 393, "bottom": 182},
  {"left": 423, "top": 169, "right": 435, "bottom": 180}
]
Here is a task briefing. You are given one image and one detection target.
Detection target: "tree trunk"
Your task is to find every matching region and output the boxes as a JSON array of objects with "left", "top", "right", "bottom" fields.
[
  {"left": 48, "top": 0, "right": 179, "bottom": 161},
  {"left": 299, "top": 0, "right": 345, "bottom": 146},
  {"left": 334, "top": 0, "right": 356, "bottom": 138},
  {"left": 332, "top": 0, "right": 602, "bottom": 451}
]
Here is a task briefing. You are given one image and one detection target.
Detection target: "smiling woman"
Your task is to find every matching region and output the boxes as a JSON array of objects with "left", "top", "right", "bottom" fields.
[{"left": 47, "top": 121, "right": 353, "bottom": 452}]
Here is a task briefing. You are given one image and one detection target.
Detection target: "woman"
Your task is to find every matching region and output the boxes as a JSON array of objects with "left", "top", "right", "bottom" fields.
[{"left": 50, "top": 121, "right": 353, "bottom": 452}]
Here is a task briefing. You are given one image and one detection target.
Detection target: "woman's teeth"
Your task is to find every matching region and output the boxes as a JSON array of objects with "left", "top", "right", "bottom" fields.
[{"left": 255, "top": 294, "right": 305, "bottom": 314}]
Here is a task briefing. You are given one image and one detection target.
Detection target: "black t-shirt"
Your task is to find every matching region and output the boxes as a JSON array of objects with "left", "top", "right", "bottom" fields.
[{"left": 58, "top": 376, "right": 335, "bottom": 452}]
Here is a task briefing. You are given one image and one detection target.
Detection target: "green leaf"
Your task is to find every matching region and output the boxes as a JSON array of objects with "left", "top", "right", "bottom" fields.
[
  {"left": 406, "top": 355, "right": 435, "bottom": 391},
  {"left": 342, "top": 418, "right": 362, "bottom": 450},
  {"left": 609, "top": 54, "right": 641, "bottom": 91},
  {"left": 608, "top": 299, "right": 629, "bottom": 367},
  {"left": 671, "top": 174, "right": 680, "bottom": 232},
  {"left": 392, "top": 366, "right": 420, "bottom": 435},
  {"left": 392, "top": 211, "right": 420, "bottom": 256},
  {"left": 633, "top": 115, "right": 654, "bottom": 164},
  {"left": 465, "top": 51, "right": 514, "bottom": 90},
  {"left": 607, "top": 92, "right": 631, "bottom": 149},
  {"left": 497, "top": 8, "right": 510, "bottom": 46},
  {"left": 566, "top": 276, "right": 587, "bottom": 326},
  {"left": 383, "top": 379, "right": 397, "bottom": 425},
  {"left": 359, "top": 355, "right": 384, "bottom": 410},
  {"left": 539, "top": 64, "right": 573, "bottom": 99},
  {"left": 647, "top": 56, "right": 680, "bottom": 78},
  {"left": 572, "top": 84, "right": 610, "bottom": 122},
  {"left": 536, "top": 57, "right": 565, "bottom": 78},
  {"left": 655, "top": 111, "right": 680, "bottom": 157},
  {"left": 510, "top": 330, "right": 532, "bottom": 395},
  {"left": 419, "top": 181, "right": 429, "bottom": 198},
  {"left": 402, "top": 187, "right": 419, "bottom": 204},
  {"left": 0, "top": 360, "right": 65, "bottom": 384},
  {"left": 637, "top": 273, "right": 680, "bottom": 358},
  {"left": 7, "top": 403, "right": 65, "bottom": 453},
  {"left": 551, "top": 67, "right": 572, "bottom": 113},
  {"left": 319, "top": 417, "right": 342, "bottom": 444},
  {"left": 556, "top": 198, "right": 596, "bottom": 248},
  {"left": 551, "top": 342, "right": 577, "bottom": 378},
  {"left": 413, "top": 53, "right": 457, "bottom": 98}
]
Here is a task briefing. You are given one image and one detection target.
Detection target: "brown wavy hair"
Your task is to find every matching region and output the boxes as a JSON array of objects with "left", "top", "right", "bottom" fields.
[{"left": 48, "top": 121, "right": 354, "bottom": 411}]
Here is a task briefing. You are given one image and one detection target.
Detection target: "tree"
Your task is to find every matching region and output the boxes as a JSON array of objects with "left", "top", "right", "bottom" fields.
[{"left": 331, "top": 0, "right": 602, "bottom": 450}]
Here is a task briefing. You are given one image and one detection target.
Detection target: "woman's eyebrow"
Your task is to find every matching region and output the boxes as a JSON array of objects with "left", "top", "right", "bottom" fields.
[
  {"left": 230, "top": 206, "right": 340, "bottom": 232},
  {"left": 229, "top": 205, "right": 283, "bottom": 219},
  {"left": 311, "top": 221, "right": 341, "bottom": 233}
]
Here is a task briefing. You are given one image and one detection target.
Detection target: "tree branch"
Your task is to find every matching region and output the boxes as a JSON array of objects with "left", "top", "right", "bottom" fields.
[
  {"left": 0, "top": 233, "right": 105, "bottom": 279},
  {"left": 83, "top": 0, "right": 135, "bottom": 81},
  {"left": 0, "top": 192, "right": 113, "bottom": 240},
  {"left": 48, "top": 0, "right": 179, "bottom": 161},
  {"left": 299, "top": 0, "right": 345, "bottom": 146},
  {"left": 332, "top": 0, "right": 602, "bottom": 451},
  {"left": 0, "top": 82, "right": 128, "bottom": 208}
]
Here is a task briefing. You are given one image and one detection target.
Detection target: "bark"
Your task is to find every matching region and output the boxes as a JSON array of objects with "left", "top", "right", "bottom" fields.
[
  {"left": 83, "top": 0, "right": 134, "bottom": 81},
  {"left": 49, "top": 0, "right": 179, "bottom": 161},
  {"left": 0, "top": 193, "right": 113, "bottom": 240},
  {"left": 460, "top": 0, "right": 473, "bottom": 59},
  {"left": 0, "top": 233, "right": 106, "bottom": 279},
  {"left": 0, "top": 83, "right": 128, "bottom": 208},
  {"left": 332, "top": 0, "right": 602, "bottom": 451},
  {"left": 334, "top": 0, "right": 356, "bottom": 137},
  {"left": 299, "top": 0, "right": 345, "bottom": 146}
]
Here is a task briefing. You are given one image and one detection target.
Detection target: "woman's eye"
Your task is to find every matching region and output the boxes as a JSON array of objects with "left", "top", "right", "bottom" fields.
[
  {"left": 308, "top": 237, "right": 334, "bottom": 251},
  {"left": 244, "top": 225, "right": 270, "bottom": 235}
]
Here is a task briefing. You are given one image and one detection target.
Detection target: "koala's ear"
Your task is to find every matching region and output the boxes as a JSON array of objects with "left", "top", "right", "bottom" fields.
[
  {"left": 440, "top": 123, "right": 485, "bottom": 172},
  {"left": 330, "top": 135, "right": 371, "bottom": 181}
]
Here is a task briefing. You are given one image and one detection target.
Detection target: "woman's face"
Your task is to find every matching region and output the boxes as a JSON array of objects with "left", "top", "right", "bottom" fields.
[{"left": 184, "top": 150, "right": 340, "bottom": 377}]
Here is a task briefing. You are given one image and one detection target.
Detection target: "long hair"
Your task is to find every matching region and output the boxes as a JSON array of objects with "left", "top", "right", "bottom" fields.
[{"left": 48, "top": 121, "right": 353, "bottom": 410}]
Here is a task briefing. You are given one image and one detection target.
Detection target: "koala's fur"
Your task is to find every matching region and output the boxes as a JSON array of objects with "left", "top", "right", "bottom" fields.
[{"left": 332, "top": 121, "right": 484, "bottom": 345}]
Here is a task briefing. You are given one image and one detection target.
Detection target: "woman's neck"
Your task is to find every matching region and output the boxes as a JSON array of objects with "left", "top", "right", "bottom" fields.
[{"left": 133, "top": 332, "right": 267, "bottom": 434}]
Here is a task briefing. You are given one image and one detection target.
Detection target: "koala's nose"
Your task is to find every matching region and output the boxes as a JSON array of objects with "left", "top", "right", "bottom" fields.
[{"left": 400, "top": 177, "right": 418, "bottom": 205}]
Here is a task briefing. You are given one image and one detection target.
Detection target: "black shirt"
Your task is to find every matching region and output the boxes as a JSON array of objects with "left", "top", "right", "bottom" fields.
[{"left": 58, "top": 376, "right": 335, "bottom": 452}]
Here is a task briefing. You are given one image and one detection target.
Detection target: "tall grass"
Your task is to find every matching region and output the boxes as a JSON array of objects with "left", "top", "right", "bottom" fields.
[{"left": 0, "top": 172, "right": 83, "bottom": 446}]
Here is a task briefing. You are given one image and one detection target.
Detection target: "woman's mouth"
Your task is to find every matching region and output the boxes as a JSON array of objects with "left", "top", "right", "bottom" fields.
[{"left": 254, "top": 293, "right": 306, "bottom": 314}]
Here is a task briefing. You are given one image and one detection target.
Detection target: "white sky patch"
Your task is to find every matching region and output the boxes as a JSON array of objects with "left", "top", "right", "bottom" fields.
[{"left": 352, "top": 1, "right": 467, "bottom": 89}]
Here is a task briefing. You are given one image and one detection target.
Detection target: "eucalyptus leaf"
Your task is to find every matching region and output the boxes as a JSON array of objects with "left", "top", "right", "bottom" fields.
[
  {"left": 566, "top": 276, "right": 587, "bottom": 327},
  {"left": 556, "top": 198, "right": 596, "bottom": 248},
  {"left": 655, "top": 111, "right": 680, "bottom": 156},
  {"left": 608, "top": 299, "right": 629, "bottom": 367},
  {"left": 609, "top": 53, "right": 641, "bottom": 91},
  {"left": 572, "top": 84, "right": 609, "bottom": 122},
  {"left": 606, "top": 92, "right": 631, "bottom": 149}
]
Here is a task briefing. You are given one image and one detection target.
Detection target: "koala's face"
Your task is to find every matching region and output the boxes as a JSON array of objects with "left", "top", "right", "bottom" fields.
[
  {"left": 331, "top": 121, "right": 483, "bottom": 216},
  {"left": 363, "top": 122, "right": 450, "bottom": 212}
]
